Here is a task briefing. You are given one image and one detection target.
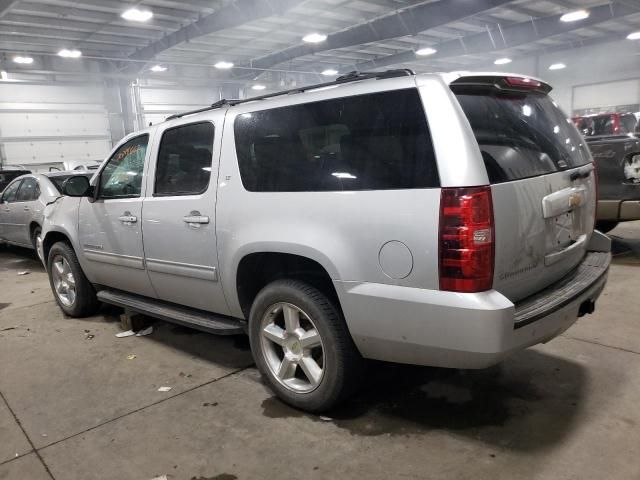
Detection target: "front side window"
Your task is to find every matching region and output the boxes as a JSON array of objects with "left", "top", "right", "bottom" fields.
[
  {"left": 99, "top": 135, "right": 149, "bottom": 199},
  {"left": 16, "top": 177, "right": 39, "bottom": 202},
  {"left": 155, "top": 122, "right": 214, "bottom": 196},
  {"left": 1, "top": 180, "right": 22, "bottom": 203},
  {"left": 234, "top": 89, "right": 438, "bottom": 192}
]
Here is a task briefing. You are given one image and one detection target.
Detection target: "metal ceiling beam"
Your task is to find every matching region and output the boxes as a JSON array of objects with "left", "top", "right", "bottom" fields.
[
  {"left": 240, "top": 0, "right": 515, "bottom": 76},
  {"left": 353, "top": 2, "right": 639, "bottom": 71},
  {"left": 0, "top": 25, "right": 149, "bottom": 47},
  {"left": 123, "top": 0, "right": 307, "bottom": 72}
]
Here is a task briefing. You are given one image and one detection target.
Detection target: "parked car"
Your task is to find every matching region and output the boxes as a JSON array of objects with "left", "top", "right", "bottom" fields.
[
  {"left": 573, "top": 112, "right": 638, "bottom": 137},
  {"left": 573, "top": 113, "right": 640, "bottom": 232},
  {"left": 0, "top": 167, "right": 31, "bottom": 192},
  {"left": 42, "top": 71, "right": 611, "bottom": 412},
  {"left": 0, "top": 171, "right": 92, "bottom": 261}
]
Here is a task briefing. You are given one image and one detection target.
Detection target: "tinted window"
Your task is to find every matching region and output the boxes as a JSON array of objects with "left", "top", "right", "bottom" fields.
[
  {"left": 621, "top": 114, "right": 637, "bottom": 134},
  {"left": 99, "top": 135, "right": 148, "bottom": 198},
  {"left": 155, "top": 122, "right": 214, "bottom": 196},
  {"left": 0, "top": 172, "right": 27, "bottom": 191},
  {"left": 1, "top": 180, "right": 22, "bottom": 203},
  {"left": 455, "top": 91, "right": 591, "bottom": 183},
  {"left": 16, "top": 177, "right": 39, "bottom": 201},
  {"left": 234, "top": 89, "right": 438, "bottom": 191}
]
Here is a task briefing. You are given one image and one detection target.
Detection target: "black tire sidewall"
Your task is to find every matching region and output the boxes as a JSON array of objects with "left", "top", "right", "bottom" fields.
[
  {"left": 249, "top": 279, "right": 358, "bottom": 412},
  {"left": 46, "top": 241, "right": 97, "bottom": 317}
]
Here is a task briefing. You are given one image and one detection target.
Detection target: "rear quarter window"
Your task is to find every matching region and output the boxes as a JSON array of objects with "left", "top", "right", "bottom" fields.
[
  {"left": 234, "top": 89, "right": 438, "bottom": 191},
  {"left": 455, "top": 91, "right": 591, "bottom": 183}
]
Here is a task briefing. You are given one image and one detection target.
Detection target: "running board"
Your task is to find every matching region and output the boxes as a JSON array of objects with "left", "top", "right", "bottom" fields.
[{"left": 97, "top": 290, "right": 245, "bottom": 335}]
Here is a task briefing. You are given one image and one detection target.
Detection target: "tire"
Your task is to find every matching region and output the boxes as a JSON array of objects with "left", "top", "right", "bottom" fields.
[
  {"left": 31, "top": 226, "right": 43, "bottom": 264},
  {"left": 46, "top": 241, "right": 99, "bottom": 317},
  {"left": 249, "top": 279, "right": 363, "bottom": 412},
  {"left": 596, "top": 220, "right": 619, "bottom": 234}
]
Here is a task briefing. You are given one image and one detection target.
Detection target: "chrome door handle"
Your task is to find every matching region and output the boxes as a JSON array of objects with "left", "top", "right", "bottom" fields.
[
  {"left": 118, "top": 211, "right": 137, "bottom": 223},
  {"left": 23, "top": 206, "right": 30, "bottom": 211},
  {"left": 183, "top": 211, "right": 209, "bottom": 224}
]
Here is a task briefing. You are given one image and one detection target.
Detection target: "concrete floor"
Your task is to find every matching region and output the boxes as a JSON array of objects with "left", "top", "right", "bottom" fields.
[{"left": 1, "top": 223, "right": 639, "bottom": 480}]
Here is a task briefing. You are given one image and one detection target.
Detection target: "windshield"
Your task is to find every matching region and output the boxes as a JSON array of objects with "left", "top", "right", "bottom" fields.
[{"left": 455, "top": 90, "right": 591, "bottom": 183}]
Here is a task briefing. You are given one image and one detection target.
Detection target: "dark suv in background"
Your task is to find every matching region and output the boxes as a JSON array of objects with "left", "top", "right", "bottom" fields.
[
  {"left": 0, "top": 167, "right": 32, "bottom": 192},
  {"left": 573, "top": 113, "right": 640, "bottom": 232}
]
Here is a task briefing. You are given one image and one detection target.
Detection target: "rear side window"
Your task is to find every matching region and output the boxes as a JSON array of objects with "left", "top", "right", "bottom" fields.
[
  {"left": 155, "top": 122, "right": 214, "bottom": 196},
  {"left": 1, "top": 180, "right": 22, "bottom": 203},
  {"left": 16, "top": 177, "right": 39, "bottom": 201},
  {"left": 234, "top": 89, "right": 438, "bottom": 191},
  {"left": 455, "top": 91, "right": 591, "bottom": 183}
]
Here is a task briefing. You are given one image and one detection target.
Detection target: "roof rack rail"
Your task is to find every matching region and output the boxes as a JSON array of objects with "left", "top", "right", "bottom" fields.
[
  {"left": 164, "top": 69, "right": 415, "bottom": 121},
  {"left": 166, "top": 99, "right": 242, "bottom": 120}
]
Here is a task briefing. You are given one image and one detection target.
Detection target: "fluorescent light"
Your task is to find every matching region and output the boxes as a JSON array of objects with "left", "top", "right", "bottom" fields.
[
  {"left": 58, "top": 49, "right": 82, "bottom": 58},
  {"left": 13, "top": 56, "right": 34, "bottom": 64},
  {"left": 214, "top": 61, "right": 233, "bottom": 69},
  {"left": 121, "top": 8, "right": 153, "bottom": 22},
  {"left": 150, "top": 65, "right": 167, "bottom": 72},
  {"left": 494, "top": 57, "right": 512, "bottom": 65},
  {"left": 332, "top": 172, "right": 356, "bottom": 179},
  {"left": 548, "top": 63, "right": 566, "bottom": 70},
  {"left": 252, "top": 84, "right": 266, "bottom": 90},
  {"left": 560, "top": 10, "right": 589, "bottom": 22},
  {"left": 627, "top": 32, "right": 640, "bottom": 40},
  {"left": 415, "top": 47, "right": 437, "bottom": 56},
  {"left": 321, "top": 68, "right": 338, "bottom": 76},
  {"left": 302, "top": 33, "right": 327, "bottom": 43}
]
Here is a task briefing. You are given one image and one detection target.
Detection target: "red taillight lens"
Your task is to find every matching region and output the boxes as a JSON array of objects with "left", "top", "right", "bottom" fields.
[
  {"left": 504, "top": 76, "right": 542, "bottom": 89},
  {"left": 439, "top": 186, "right": 494, "bottom": 293}
]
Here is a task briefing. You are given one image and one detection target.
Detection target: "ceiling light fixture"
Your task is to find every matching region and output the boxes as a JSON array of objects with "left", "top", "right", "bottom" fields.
[
  {"left": 214, "top": 61, "right": 234, "bottom": 69},
  {"left": 150, "top": 65, "right": 167, "bottom": 72},
  {"left": 121, "top": 8, "right": 153, "bottom": 22},
  {"left": 560, "top": 10, "right": 589, "bottom": 22},
  {"left": 321, "top": 68, "right": 338, "bottom": 76},
  {"left": 494, "top": 57, "right": 512, "bottom": 65},
  {"left": 252, "top": 84, "right": 266, "bottom": 90},
  {"left": 627, "top": 32, "right": 640, "bottom": 40},
  {"left": 302, "top": 33, "right": 327, "bottom": 43},
  {"left": 58, "top": 49, "right": 82, "bottom": 58},
  {"left": 548, "top": 63, "right": 566, "bottom": 70},
  {"left": 13, "top": 56, "right": 34, "bottom": 64},
  {"left": 415, "top": 47, "right": 437, "bottom": 56}
]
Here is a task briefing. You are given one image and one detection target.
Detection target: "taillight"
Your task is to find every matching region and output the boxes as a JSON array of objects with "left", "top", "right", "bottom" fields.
[
  {"left": 439, "top": 186, "right": 494, "bottom": 293},
  {"left": 504, "top": 76, "right": 542, "bottom": 89}
]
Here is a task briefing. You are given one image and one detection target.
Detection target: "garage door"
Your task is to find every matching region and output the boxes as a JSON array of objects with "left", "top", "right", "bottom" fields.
[{"left": 0, "top": 82, "right": 112, "bottom": 172}]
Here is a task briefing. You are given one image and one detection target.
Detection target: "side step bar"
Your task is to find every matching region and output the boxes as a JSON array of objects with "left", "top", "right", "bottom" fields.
[{"left": 97, "top": 290, "right": 245, "bottom": 336}]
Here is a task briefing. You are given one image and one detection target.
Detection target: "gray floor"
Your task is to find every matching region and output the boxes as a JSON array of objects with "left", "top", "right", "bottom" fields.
[{"left": 1, "top": 223, "right": 640, "bottom": 480}]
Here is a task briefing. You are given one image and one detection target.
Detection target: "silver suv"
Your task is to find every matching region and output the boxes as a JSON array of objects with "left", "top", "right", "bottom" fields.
[{"left": 43, "top": 70, "right": 611, "bottom": 412}]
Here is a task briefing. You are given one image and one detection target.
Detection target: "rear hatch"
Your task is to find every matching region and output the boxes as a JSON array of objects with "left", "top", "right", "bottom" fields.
[{"left": 451, "top": 75, "right": 596, "bottom": 302}]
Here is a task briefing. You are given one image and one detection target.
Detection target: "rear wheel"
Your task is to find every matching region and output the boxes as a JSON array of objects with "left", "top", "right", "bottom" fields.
[
  {"left": 31, "top": 226, "right": 43, "bottom": 264},
  {"left": 249, "top": 279, "right": 362, "bottom": 412},
  {"left": 47, "top": 241, "right": 98, "bottom": 317},
  {"left": 596, "top": 220, "right": 618, "bottom": 234}
]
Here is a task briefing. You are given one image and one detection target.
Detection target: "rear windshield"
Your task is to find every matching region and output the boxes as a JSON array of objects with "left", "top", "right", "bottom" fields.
[{"left": 455, "top": 91, "right": 591, "bottom": 183}]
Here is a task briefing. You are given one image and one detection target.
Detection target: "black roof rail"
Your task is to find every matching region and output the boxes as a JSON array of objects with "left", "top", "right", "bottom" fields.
[{"left": 164, "top": 69, "right": 415, "bottom": 121}]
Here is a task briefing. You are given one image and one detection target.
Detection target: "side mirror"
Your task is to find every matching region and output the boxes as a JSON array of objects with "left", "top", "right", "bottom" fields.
[{"left": 62, "top": 176, "right": 92, "bottom": 197}]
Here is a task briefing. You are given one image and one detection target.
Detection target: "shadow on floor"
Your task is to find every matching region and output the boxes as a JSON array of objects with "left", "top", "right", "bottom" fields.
[
  {"left": 610, "top": 234, "right": 640, "bottom": 264},
  {"left": 262, "top": 349, "right": 589, "bottom": 452},
  {"left": 0, "top": 245, "right": 44, "bottom": 273}
]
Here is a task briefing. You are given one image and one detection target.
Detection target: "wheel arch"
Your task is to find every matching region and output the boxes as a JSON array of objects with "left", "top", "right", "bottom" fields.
[{"left": 233, "top": 248, "right": 341, "bottom": 320}]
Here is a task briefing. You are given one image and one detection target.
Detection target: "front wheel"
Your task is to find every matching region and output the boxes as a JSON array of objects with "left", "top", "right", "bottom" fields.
[
  {"left": 249, "top": 279, "right": 363, "bottom": 412},
  {"left": 47, "top": 241, "right": 98, "bottom": 317}
]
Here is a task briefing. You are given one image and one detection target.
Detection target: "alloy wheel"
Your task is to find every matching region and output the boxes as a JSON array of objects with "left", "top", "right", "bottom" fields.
[{"left": 51, "top": 254, "right": 76, "bottom": 307}]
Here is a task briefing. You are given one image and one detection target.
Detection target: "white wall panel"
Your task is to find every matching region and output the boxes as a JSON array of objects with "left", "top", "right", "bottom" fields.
[
  {"left": 573, "top": 80, "right": 640, "bottom": 111},
  {"left": 0, "top": 82, "right": 112, "bottom": 171}
]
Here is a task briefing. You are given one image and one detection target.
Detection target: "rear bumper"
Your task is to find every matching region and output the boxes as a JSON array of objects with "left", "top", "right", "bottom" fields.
[
  {"left": 335, "top": 249, "right": 611, "bottom": 369},
  {"left": 597, "top": 199, "right": 640, "bottom": 221}
]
